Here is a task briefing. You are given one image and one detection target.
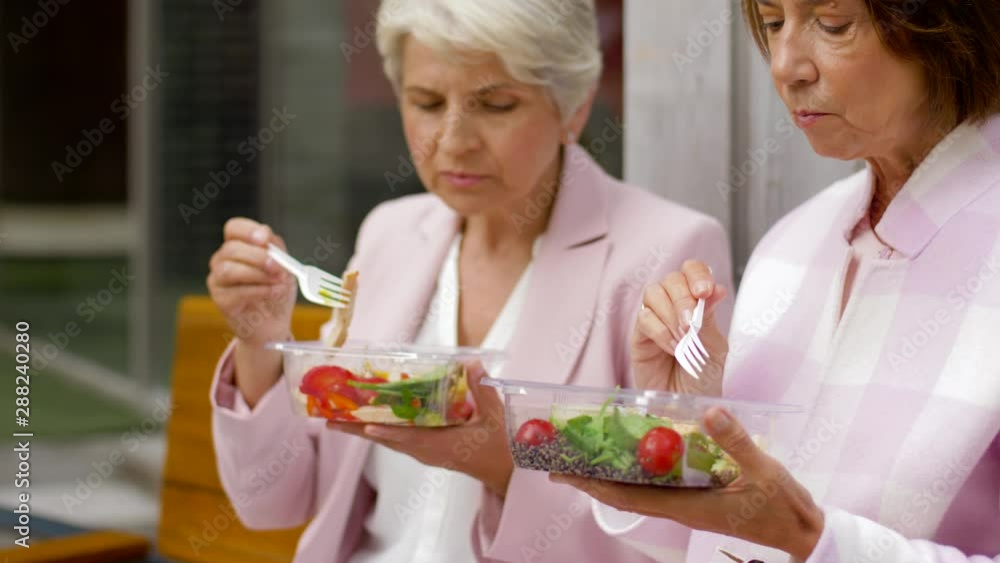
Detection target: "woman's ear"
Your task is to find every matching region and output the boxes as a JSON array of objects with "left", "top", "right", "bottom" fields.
[{"left": 564, "top": 87, "right": 599, "bottom": 144}]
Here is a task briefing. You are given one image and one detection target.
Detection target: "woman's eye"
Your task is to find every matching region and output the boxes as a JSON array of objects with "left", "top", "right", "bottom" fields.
[
  {"left": 818, "top": 20, "right": 851, "bottom": 34},
  {"left": 483, "top": 102, "right": 517, "bottom": 113},
  {"left": 414, "top": 101, "right": 443, "bottom": 111},
  {"left": 762, "top": 19, "right": 784, "bottom": 32}
]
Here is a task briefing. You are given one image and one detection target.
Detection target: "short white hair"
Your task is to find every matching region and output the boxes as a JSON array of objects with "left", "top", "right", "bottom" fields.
[{"left": 376, "top": 0, "right": 603, "bottom": 121}]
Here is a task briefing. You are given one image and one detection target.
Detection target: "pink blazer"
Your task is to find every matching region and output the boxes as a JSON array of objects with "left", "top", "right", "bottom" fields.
[{"left": 210, "top": 144, "right": 734, "bottom": 562}]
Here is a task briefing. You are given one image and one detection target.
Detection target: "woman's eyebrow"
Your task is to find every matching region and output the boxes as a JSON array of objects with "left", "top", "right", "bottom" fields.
[
  {"left": 403, "top": 86, "right": 438, "bottom": 95},
  {"left": 402, "top": 84, "right": 517, "bottom": 96},
  {"left": 757, "top": 0, "right": 833, "bottom": 7},
  {"left": 475, "top": 83, "right": 517, "bottom": 96}
]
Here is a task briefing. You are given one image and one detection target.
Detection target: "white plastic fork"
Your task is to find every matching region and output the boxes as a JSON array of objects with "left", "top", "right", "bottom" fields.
[
  {"left": 716, "top": 547, "right": 763, "bottom": 563},
  {"left": 266, "top": 243, "right": 351, "bottom": 309},
  {"left": 673, "top": 298, "right": 709, "bottom": 379}
]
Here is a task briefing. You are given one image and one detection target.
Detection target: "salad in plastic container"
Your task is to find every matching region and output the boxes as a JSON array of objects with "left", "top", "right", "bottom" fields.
[
  {"left": 485, "top": 379, "right": 800, "bottom": 488},
  {"left": 269, "top": 342, "right": 505, "bottom": 427}
]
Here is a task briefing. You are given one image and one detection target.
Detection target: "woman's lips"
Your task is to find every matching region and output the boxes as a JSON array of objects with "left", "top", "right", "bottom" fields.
[
  {"left": 794, "top": 111, "right": 831, "bottom": 128},
  {"left": 441, "top": 172, "right": 486, "bottom": 188}
]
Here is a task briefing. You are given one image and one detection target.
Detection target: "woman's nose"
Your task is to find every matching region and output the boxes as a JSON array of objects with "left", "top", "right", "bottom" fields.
[
  {"left": 435, "top": 106, "right": 482, "bottom": 155},
  {"left": 769, "top": 28, "right": 819, "bottom": 89}
]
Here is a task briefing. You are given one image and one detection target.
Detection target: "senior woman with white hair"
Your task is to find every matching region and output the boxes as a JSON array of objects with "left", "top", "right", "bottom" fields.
[{"left": 205, "top": 1, "right": 733, "bottom": 562}]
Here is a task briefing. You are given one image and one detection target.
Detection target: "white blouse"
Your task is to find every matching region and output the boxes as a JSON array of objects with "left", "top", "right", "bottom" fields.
[{"left": 350, "top": 234, "right": 539, "bottom": 563}]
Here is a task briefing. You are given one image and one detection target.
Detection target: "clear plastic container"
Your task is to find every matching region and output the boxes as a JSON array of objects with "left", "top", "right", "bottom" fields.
[
  {"left": 484, "top": 379, "right": 800, "bottom": 488},
  {"left": 269, "top": 342, "right": 505, "bottom": 427}
]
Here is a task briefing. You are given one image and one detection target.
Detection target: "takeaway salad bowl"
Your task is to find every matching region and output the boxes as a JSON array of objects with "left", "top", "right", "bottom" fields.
[
  {"left": 485, "top": 379, "right": 800, "bottom": 488},
  {"left": 269, "top": 341, "right": 505, "bottom": 427}
]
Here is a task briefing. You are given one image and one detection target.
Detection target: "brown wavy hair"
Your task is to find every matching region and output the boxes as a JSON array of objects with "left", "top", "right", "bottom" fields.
[{"left": 741, "top": 0, "right": 1000, "bottom": 126}]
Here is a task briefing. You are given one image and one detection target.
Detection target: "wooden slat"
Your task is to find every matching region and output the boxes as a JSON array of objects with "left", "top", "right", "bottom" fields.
[
  {"left": 0, "top": 531, "right": 149, "bottom": 562},
  {"left": 158, "top": 485, "right": 305, "bottom": 563},
  {"left": 158, "top": 296, "right": 328, "bottom": 561},
  {"left": 160, "top": 418, "right": 219, "bottom": 491}
]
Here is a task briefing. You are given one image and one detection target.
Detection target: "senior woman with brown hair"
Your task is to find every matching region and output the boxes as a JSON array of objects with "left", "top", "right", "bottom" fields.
[
  {"left": 555, "top": 1, "right": 1000, "bottom": 562},
  {"left": 205, "top": 1, "right": 733, "bottom": 562}
]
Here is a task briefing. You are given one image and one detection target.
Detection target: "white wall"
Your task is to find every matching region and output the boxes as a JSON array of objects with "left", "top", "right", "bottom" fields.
[
  {"left": 624, "top": 0, "right": 734, "bottom": 232},
  {"left": 625, "top": 0, "right": 860, "bottom": 276}
]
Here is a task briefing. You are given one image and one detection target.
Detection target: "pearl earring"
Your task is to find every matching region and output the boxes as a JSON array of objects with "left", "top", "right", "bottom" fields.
[{"left": 565, "top": 132, "right": 577, "bottom": 145}]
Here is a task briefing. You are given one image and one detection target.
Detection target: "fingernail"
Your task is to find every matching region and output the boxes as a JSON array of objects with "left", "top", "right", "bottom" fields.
[
  {"left": 252, "top": 227, "right": 269, "bottom": 244},
  {"left": 693, "top": 281, "right": 712, "bottom": 296},
  {"left": 669, "top": 337, "right": 680, "bottom": 350},
  {"left": 266, "top": 257, "right": 278, "bottom": 271},
  {"left": 707, "top": 408, "right": 732, "bottom": 433}
]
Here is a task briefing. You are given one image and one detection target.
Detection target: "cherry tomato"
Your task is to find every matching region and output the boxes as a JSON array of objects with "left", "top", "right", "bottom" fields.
[
  {"left": 299, "top": 365, "right": 382, "bottom": 412},
  {"left": 447, "top": 400, "right": 474, "bottom": 422},
  {"left": 515, "top": 419, "right": 557, "bottom": 446},
  {"left": 637, "top": 427, "right": 684, "bottom": 476}
]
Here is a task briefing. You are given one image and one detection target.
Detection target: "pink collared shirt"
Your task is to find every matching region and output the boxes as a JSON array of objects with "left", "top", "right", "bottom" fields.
[
  {"left": 601, "top": 117, "right": 1000, "bottom": 562},
  {"left": 840, "top": 215, "right": 902, "bottom": 321}
]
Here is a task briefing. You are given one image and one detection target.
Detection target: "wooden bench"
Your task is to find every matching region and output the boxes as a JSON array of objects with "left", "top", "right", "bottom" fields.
[
  {"left": 0, "top": 296, "right": 326, "bottom": 562},
  {"left": 157, "top": 296, "right": 328, "bottom": 562}
]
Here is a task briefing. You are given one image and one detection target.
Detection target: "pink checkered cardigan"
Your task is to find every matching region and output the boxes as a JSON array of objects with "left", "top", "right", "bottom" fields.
[{"left": 601, "top": 117, "right": 1000, "bottom": 562}]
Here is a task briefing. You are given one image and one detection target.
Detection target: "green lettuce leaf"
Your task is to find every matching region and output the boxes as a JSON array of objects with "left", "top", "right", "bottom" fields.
[
  {"left": 684, "top": 431, "right": 719, "bottom": 474},
  {"left": 561, "top": 415, "right": 604, "bottom": 457},
  {"left": 605, "top": 408, "right": 673, "bottom": 452}
]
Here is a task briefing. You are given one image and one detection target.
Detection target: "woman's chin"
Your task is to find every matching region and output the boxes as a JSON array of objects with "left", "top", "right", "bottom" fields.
[
  {"left": 803, "top": 135, "right": 859, "bottom": 162},
  {"left": 430, "top": 189, "right": 499, "bottom": 218}
]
